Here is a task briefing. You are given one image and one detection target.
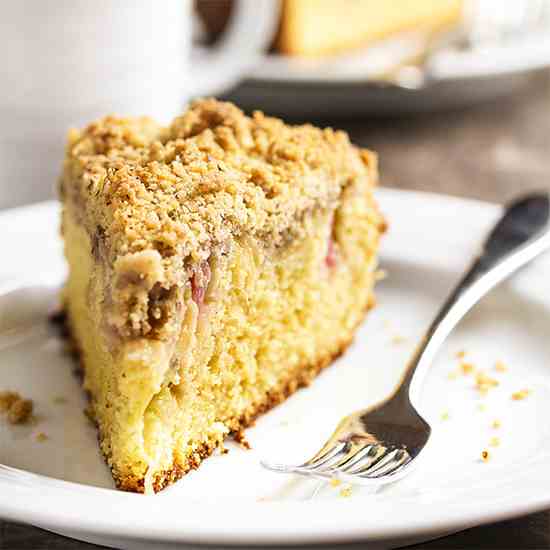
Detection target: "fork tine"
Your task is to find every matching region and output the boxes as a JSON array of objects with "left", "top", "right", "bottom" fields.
[
  {"left": 306, "top": 445, "right": 386, "bottom": 478},
  {"left": 343, "top": 445, "right": 388, "bottom": 475},
  {"left": 299, "top": 441, "right": 348, "bottom": 469},
  {"left": 358, "top": 448, "right": 407, "bottom": 478},
  {"left": 334, "top": 444, "right": 378, "bottom": 473},
  {"left": 260, "top": 441, "right": 348, "bottom": 475},
  {"left": 367, "top": 452, "right": 412, "bottom": 478},
  {"left": 296, "top": 444, "right": 364, "bottom": 476},
  {"left": 302, "top": 442, "right": 373, "bottom": 476}
]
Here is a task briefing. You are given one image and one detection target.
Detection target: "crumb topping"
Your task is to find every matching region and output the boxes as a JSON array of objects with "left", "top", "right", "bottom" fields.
[{"left": 61, "top": 99, "right": 379, "bottom": 265}]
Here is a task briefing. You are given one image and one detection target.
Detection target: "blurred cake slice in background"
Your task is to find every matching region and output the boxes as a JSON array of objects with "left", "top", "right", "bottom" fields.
[
  {"left": 276, "top": 0, "right": 463, "bottom": 56},
  {"left": 197, "top": 0, "right": 463, "bottom": 56}
]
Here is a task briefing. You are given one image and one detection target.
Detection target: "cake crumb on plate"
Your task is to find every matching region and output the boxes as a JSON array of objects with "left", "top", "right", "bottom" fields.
[
  {"left": 511, "top": 389, "right": 531, "bottom": 401},
  {"left": 460, "top": 362, "right": 475, "bottom": 376},
  {"left": 0, "top": 390, "right": 34, "bottom": 425},
  {"left": 481, "top": 450, "right": 490, "bottom": 463},
  {"left": 491, "top": 419, "right": 501, "bottom": 429},
  {"left": 339, "top": 485, "right": 353, "bottom": 497},
  {"left": 0, "top": 391, "right": 19, "bottom": 412},
  {"left": 494, "top": 361, "right": 508, "bottom": 373},
  {"left": 36, "top": 432, "right": 48, "bottom": 442},
  {"left": 475, "top": 371, "right": 499, "bottom": 395}
]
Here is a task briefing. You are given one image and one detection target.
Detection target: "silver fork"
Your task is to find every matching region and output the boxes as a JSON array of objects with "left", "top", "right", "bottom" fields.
[{"left": 262, "top": 192, "right": 550, "bottom": 486}]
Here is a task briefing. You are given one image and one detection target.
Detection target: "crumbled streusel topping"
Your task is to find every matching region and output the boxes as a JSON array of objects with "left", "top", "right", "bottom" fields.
[{"left": 61, "top": 99, "right": 379, "bottom": 266}]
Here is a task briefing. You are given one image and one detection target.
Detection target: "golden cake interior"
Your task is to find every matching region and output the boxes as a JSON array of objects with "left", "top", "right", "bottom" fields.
[{"left": 60, "top": 100, "right": 384, "bottom": 493}]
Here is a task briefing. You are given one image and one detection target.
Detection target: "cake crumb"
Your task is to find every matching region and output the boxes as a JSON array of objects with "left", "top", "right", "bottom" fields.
[
  {"left": 7, "top": 398, "right": 33, "bottom": 425},
  {"left": 36, "top": 432, "right": 48, "bottom": 442},
  {"left": 475, "top": 371, "right": 499, "bottom": 394},
  {"left": 494, "top": 361, "right": 508, "bottom": 373},
  {"left": 481, "top": 450, "right": 490, "bottom": 462},
  {"left": 329, "top": 478, "right": 342, "bottom": 488},
  {"left": 374, "top": 269, "right": 387, "bottom": 281},
  {"left": 441, "top": 411, "right": 450, "bottom": 421},
  {"left": 489, "top": 437, "right": 500, "bottom": 447},
  {"left": 0, "top": 391, "right": 34, "bottom": 425},
  {"left": 339, "top": 485, "right": 353, "bottom": 498},
  {"left": 460, "top": 362, "right": 475, "bottom": 376},
  {"left": 477, "top": 403, "right": 487, "bottom": 412},
  {"left": 0, "top": 391, "right": 19, "bottom": 412},
  {"left": 53, "top": 396, "right": 67, "bottom": 405},
  {"left": 512, "top": 389, "right": 530, "bottom": 401},
  {"left": 447, "top": 371, "right": 459, "bottom": 380},
  {"left": 491, "top": 419, "right": 501, "bottom": 429},
  {"left": 391, "top": 335, "right": 407, "bottom": 345},
  {"left": 455, "top": 350, "right": 467, "bottom": 359}
]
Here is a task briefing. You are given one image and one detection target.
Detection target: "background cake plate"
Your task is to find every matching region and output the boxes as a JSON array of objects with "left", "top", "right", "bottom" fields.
[
  {"left": 224, "top": 31, "right": 550, "bottom": 117},
  {"left": 2, "top": 189, "right": 550, "bottom": 549}
]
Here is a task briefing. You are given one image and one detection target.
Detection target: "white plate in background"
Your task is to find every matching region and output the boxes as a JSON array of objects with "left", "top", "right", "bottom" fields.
[
  {"left": 225, "top": 18, "right": 550, "bottom": 117},
  {"left": 1, "top": 189, "right": 550, "bottom": 549}
]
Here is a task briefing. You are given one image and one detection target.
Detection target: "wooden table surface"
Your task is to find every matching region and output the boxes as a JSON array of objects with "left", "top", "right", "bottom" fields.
[{"left": 2, "top": 74, "right": 550, "bottom": 549}]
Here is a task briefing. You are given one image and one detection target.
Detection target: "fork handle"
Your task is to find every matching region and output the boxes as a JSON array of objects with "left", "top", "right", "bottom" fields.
[{"left": 395, "top": 193, "right": 550, "bottom": 406}]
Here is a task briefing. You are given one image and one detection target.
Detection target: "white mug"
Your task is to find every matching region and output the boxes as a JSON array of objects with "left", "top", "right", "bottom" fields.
[{"left": 0, "top": 0, "right": 279, "bottom": 208}]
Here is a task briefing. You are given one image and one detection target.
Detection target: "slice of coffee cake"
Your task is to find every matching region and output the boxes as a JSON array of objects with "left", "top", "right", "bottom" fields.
[{"left": 59, "top": 99, "right": 385, "bottom": 493}]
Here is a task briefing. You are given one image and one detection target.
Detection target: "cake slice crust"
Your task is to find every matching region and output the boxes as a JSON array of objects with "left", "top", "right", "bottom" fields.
[{"left": 60, "top": 99, "right": 385, "bottom": 492}]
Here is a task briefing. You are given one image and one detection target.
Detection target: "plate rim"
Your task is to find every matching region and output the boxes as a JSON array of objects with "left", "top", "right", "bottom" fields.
[
  {"left": 246, "top": 35, "right": 550, "bottom": 86},
  {"left": 3, "top": 188, "right": 550, "bottom": 547}
]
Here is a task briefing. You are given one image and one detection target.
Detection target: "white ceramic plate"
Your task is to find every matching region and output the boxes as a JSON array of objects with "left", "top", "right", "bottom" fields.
[
  {"left": 2, "top": 189, "right": 550, "bottom": 549},
  {"left": 225, "top": 32, "right": 550, "bottom": 117}
]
